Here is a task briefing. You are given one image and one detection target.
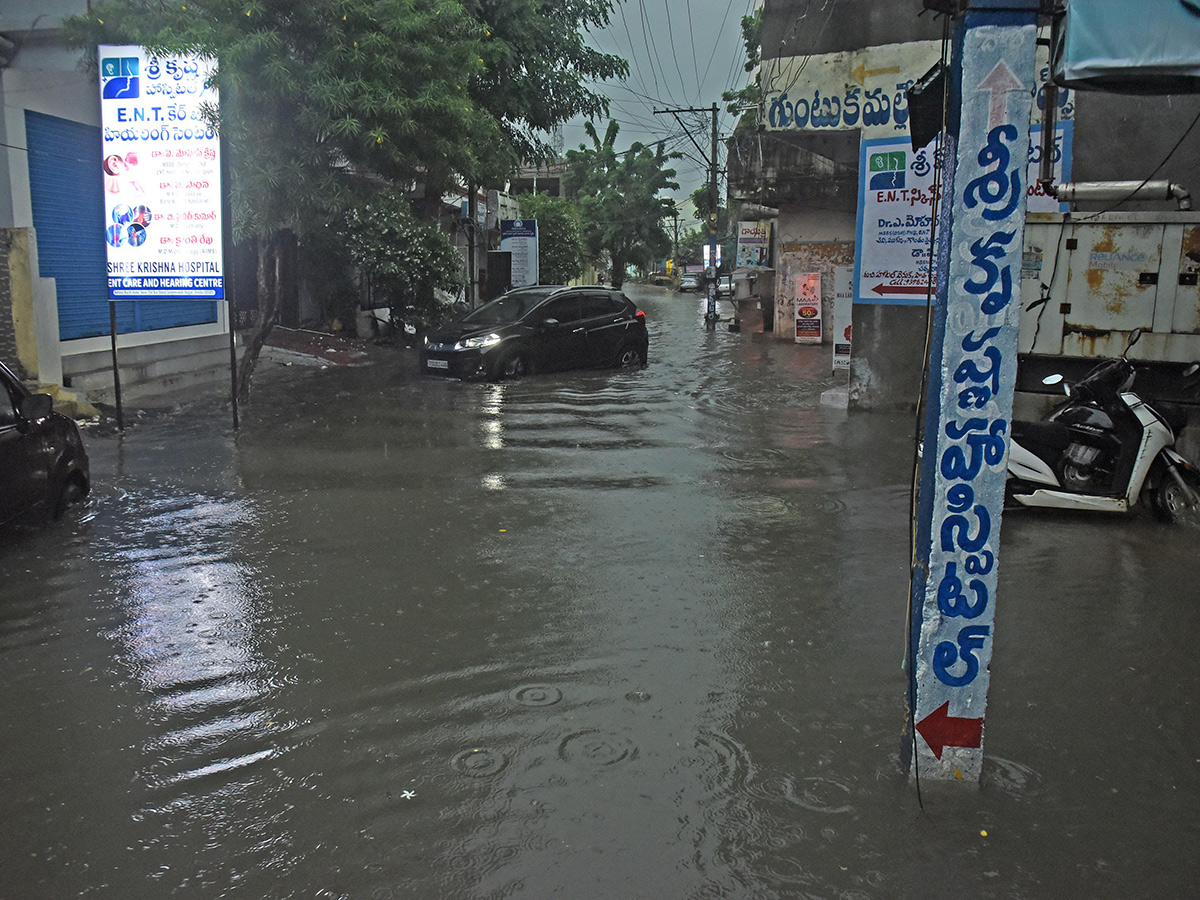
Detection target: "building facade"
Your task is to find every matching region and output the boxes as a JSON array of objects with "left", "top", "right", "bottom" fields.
[
  {"left": 2, "top": 4, "right": 236, "bottom": 400},
  {"left": 731, "top": 0, "right": 1200, "bottom": 409}
]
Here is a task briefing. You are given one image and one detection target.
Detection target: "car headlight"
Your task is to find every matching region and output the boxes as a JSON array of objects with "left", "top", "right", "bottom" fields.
[{"left": 454, "top": 333, "right": 503, "bottom": 351}]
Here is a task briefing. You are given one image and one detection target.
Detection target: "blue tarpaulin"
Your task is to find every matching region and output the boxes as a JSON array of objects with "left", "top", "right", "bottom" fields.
[{"left": 1054, "top": 0, "right": 1200, "bottom": 93}]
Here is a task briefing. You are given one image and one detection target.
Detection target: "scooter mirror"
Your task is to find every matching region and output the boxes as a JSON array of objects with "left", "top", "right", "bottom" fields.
[
  {"left": 1124, "top": 327, "right": 1144, "bottom": 353},
  {"left": 1042, "top": 373, "right": 1064, "bottom": 386}
]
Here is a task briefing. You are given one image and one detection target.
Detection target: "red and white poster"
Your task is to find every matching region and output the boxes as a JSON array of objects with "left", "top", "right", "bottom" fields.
[{"left": 794, "top": 272, "right": 822, "bottom": 344}]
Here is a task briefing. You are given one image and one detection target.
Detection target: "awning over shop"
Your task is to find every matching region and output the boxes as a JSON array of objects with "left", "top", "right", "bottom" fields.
[{"left": 1054, "top": 0, "right": 1200, "bottom": 94}]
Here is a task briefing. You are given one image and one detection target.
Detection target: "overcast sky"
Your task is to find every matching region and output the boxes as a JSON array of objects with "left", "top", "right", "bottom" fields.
[{"left": 562, "top": 0, "right": 759, "bottom": 210}]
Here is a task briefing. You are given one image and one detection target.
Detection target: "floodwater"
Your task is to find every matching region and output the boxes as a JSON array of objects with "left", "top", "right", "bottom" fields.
[{"left": 2, "top": 285, "right": 1198, "bottom": 899}]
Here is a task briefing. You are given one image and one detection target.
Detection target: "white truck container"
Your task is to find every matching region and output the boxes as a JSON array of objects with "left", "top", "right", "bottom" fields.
[{"left": 1019, "top": 211, "right": 1200, "bottom": 365}]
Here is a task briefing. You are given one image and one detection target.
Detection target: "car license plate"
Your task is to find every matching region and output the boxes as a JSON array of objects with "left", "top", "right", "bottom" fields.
[{"left": 426, "top": 358, "right": 449, "bottom": 370}]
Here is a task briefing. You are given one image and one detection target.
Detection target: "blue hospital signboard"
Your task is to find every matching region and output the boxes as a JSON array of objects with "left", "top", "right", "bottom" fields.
[
  {"left": 99, "top": 46, "right": 224, "bottom": 300},
  {"left": 909, "top": 11, "right": 1038, "bottom": 781}
]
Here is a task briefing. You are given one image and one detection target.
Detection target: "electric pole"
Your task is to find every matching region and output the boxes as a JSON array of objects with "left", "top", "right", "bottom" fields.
[
  {"left": 671, "top": 213, "right": 679, "bottom": 277},
  {"left": 707, "top": 102, "right": 719, "bottom": 328},
  {"left": 653, "top": 103, "right": 722, "bottom": 327}
]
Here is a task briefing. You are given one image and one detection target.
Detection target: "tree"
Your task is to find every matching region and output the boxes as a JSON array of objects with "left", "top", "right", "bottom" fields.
[
  {"left": 339, "top": 193, "right": 465, "bottom": 332},
  {"left": 563, "top": 121, "right": 678, "bottom": 289},
  {"left": 65, "top": 0, "right": 625, "bottom": 397},
  {"left": 722, "top": 8, "right": 763, "bottom": 133},
  {"left": 515, "top": 193, "right": 583, "bottom": 285},
  {"left": 464, "top": 0, "right": 628, "bottom": 164}
]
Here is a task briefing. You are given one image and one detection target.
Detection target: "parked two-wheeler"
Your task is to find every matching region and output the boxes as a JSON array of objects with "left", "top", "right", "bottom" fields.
[{"left": 1007, "top": 329, "right": 1200, "bottom": 522}]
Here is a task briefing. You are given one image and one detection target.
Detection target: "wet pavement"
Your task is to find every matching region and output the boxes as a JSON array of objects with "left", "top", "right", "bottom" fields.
[{"left": 1, "top": 284, "right": 1198, "bottom": 899}]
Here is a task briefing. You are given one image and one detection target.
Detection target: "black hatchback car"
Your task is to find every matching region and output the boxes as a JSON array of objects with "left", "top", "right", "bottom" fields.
[
  {"left": 420, "top": 285, "right": 649, "bottom": 380},
  {"left": 0, "top": 359, "right": 90, "bottom": 527}
]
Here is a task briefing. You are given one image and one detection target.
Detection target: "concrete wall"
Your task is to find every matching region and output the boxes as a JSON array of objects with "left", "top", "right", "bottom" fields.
[
  {"left": 762, "top": 1, "right": 943, "bottom": 61},
  {"left": 848, "top": 304, "right": 927, "bottom": 410},
  {"left": 773, "top": 241, "right": 854, "bottom": 339},
  {"left": 1070, "top": 92, "right": 1200, "bottom": 208},
  {"left": 1, "top": 226, "right": 61, "bottom": 384},
  {"left": 0, "top": 229, "right": 17, "bottom": 371}
]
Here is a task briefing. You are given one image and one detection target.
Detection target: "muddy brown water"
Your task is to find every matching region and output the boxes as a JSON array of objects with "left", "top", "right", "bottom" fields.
[{"left": 2, "top": 285, "right": 1198, "bottom": 899}]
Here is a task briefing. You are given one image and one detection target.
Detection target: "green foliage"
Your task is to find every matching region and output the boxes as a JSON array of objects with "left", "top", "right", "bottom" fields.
[
  {"left": 67, "top": 0, "right": 501, "bottom": 239},
  {"left": 64, "top": 0, "right": 625, "bottom": 238},
  {"left": 563, "top": 121, "right": 678, "bottom": 289},
  {"left": 722, "top": 8, "right": 762, "bottom": 131},
  {"left": 62, "top": 0, "right": 627, "bottom": 391},
  {"left": 339, "top": 194, "right": 465, "bottom": 323},
  {"left": 465, "top": 0, "right": 628, "bottom": 163},
  {"left": 516, "top": 193, "right": 583, "bottom": 285}
]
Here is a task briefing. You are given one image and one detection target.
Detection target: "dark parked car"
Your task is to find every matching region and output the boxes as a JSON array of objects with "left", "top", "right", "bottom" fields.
[
  {"left": 0, "top": 360, "right": 89, "bottom": 527},
  {"left": 420, "top": 285, "right": 649, "bottom": 381}
]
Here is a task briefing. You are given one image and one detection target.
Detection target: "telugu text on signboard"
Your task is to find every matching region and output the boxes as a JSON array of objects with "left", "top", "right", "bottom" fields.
[
  {"left": 500, "top": 220, "right": 539, "bottom": 288},
  {"left": 99, "top": 46, "right": 224, "bottom": 301}
]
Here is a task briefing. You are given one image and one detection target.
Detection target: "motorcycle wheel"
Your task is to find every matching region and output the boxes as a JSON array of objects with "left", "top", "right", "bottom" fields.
[{"left": 1149, "top": 467, "right": 1200, "bottom": 524}]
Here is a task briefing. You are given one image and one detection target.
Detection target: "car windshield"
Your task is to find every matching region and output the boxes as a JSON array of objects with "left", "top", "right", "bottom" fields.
[{"left": 461, "top": 287, "right": 560, "bottom": 326}]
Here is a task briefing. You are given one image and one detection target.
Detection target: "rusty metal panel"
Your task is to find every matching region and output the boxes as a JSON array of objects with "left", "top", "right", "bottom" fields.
[
  {"left": 1060, "top": 223, "right": 1163, "bottom": 357},
  {"left": 1170, "top": 225, "right": 1200, "bottom": 334}
]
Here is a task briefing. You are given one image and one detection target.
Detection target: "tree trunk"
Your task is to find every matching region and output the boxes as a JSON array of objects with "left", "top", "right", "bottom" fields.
[
  {"left": 236, "top": 234, "right": 281, "bottom": 404},
  {"left": 609, "top": 249, "right": 626, "bottom": 289}
]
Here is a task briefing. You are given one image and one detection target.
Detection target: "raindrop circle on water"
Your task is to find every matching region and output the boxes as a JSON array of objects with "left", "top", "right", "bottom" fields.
[
  {"left": 733, "top": 496, "right": 790, "bottom": 518},
  {"left": 625, "top": 691, "right": 651, "bottom": 703},
  {"left": 450, "top": 747, "right": 509, "bottom": 778},
  {"left": 559, "top": 730, "right": 634, "bottom": 766},
  {"left": 720, "top": 447, "right": 786, "bottom": 465},
  {"left": 981, "top": 756, "right": 1043, "bottom": 799},
  {"left": 783, "top": 776, "right": 854, "bottom": 814},
  {"left": 510, "top": 685, "right": 563, "bottom": 707}
]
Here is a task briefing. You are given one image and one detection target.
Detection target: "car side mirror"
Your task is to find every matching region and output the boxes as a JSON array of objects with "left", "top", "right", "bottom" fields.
[
  {"left": 18, "top": 392, "right": 53, "bottom": 422},
  {"left": 541, "top": 318, "right": 560, "bottom": 328}
]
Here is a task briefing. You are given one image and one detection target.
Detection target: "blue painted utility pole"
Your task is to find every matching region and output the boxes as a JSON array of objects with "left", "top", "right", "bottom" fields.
[{"left": 908, "top": 0, "right": 1040, "bottom": 782}]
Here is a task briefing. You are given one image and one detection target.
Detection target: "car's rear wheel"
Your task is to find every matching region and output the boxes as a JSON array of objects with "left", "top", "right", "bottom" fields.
[{"left": 614, "top": 341, "right": 646, "bottom": 369}]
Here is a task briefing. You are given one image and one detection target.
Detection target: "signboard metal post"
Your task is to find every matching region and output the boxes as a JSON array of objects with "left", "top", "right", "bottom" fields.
[{"left": 907, "top": 1, "right": 1039, "bottom": 782}]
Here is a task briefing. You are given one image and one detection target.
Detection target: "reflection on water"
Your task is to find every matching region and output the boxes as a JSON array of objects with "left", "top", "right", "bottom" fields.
[
  {"left": 100, "top": 486, "right": 303, "bottom": 881},
  {"left": 2, "top": 287, "right": 1199, "bottom": 898}
]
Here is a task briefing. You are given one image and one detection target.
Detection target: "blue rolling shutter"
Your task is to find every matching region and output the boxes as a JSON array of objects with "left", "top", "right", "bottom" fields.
[{"left": 24, "top": 111, "right": 217, "bottom": 340}]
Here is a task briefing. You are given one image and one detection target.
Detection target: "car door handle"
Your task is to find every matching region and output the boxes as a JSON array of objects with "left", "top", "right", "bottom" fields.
[{"left": 573, "top": 327, "right": 585, "bottom": 333}]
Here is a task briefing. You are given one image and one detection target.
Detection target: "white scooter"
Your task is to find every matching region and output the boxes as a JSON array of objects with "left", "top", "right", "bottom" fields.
[{"left": 1007, "top": 329, "right": 1200, "bottom": 522}]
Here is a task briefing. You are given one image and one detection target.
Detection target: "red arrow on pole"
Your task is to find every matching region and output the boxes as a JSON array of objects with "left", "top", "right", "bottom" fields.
[
  {"left": 871, "top": 284, "right": 930, "bottom": 296},
  {"left": 916, "top": 702, "right": 984, "bottom": 759}
]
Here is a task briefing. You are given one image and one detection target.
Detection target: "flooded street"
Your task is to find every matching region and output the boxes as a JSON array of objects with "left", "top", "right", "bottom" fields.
[{"left": 2, "top": 284, "right": 1198, "bottom": 899}]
